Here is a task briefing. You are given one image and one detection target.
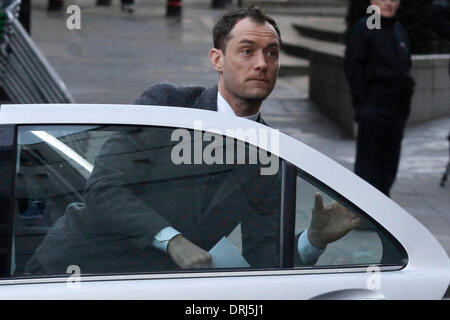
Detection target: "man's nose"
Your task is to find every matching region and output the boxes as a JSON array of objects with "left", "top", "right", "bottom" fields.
[{"left": 254, "top": 51, "right": 268, "bottom": 71}]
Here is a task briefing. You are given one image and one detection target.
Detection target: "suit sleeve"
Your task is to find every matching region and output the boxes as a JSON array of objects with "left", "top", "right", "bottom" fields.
[
  {"left": 344, "top": 19, "right": 370, "bottom": 109},
  {"left": 83, "top": 85, "right": 178, "bottom": 251},
  {"left": 84, "top": 131, "right": 173, "bottom": 251},
  {"left": 134, "top": 83, "right": 172, "bottom": 106}
]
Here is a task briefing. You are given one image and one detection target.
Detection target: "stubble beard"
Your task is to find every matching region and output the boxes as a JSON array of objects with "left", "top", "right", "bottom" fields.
[
  {"left": 220, "top": 76, "right": 276, "bottom": 114},
  {"left": 235, "top": 81, "right": 275, "bottom": 107}
]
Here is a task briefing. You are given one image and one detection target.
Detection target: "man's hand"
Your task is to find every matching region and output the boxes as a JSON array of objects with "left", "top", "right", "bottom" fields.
[
  {"left": 167, "top": 234, "right": 213, "bottom": 269},
  {"left": 307, "top": 193, "right": 362, "bottom": 249}
]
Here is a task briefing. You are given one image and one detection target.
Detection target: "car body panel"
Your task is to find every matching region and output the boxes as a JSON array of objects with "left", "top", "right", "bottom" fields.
[{"left": 0, "top": 104, "right": 449, "bottom": 299}]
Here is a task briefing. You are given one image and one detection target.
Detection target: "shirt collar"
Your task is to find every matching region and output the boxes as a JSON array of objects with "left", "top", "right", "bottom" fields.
[{"left": 217, "top": 90, "right": 260, "bottom": 122}]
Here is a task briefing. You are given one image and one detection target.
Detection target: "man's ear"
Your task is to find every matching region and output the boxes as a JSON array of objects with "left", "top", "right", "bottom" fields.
[{"left": 209, "top": 48, "right": 224, "bottom": 73}]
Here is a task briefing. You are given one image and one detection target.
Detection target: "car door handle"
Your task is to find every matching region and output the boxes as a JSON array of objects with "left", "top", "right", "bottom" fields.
[{"left": 310, "top": 289, "right": 386, "bottom": 300}]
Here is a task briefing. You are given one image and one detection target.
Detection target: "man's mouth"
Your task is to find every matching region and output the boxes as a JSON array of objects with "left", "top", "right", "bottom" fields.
[{"left": 247, "top": 79, "right": 269, "bottom": 83}]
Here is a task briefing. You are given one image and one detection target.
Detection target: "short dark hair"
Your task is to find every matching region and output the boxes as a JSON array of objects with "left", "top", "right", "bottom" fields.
[{"left": 212, "top": 6, "right": 282, "bottom": 53}]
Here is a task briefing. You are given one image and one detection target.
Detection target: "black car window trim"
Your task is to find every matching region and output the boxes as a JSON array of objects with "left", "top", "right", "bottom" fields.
[
  {"left": 279, "top": 160, "right": 296, "bottom": 268},
  {"left": 294, "top": 167, "right": 409, "bottom": 270},
  {"left": 0, "top": 125, "right": 17, "bottom": 277}
]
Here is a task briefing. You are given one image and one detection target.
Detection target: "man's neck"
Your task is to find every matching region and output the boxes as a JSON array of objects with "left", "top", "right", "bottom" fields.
[
  {"left": 217, "top": 90, "right": 260, "bottom": 121},
  {"left": 218, "top": 85, "right": 261, "bottom": 117}
]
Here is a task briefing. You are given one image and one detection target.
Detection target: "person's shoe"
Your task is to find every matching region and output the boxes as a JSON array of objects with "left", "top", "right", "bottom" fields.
[
  {"left": 96, "top": 0, "right": 111, "bottom": 6},
  {"left": 121, "top": 3, "right": 134, "bottom": 13}
]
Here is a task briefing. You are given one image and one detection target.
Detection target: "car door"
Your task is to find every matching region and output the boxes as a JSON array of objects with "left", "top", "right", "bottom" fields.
[{"left": 0, "top": 104, "right": 448, "bottom": 300}]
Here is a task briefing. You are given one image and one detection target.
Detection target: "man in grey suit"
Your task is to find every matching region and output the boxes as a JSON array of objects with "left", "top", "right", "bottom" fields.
[
  {"left": 25, "top": 7, "right": 360, "bottom": 275},
  {"left": 130, "top": 7, "right": 360, "bottom": 270}
]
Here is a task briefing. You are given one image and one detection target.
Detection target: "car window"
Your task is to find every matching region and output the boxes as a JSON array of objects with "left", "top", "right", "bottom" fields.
[
  {"left": 9, "top": 124, "right": 408, "bottom": 279},
  {"left": 293, "top": 170, "right": 407, "bottom": 268},
  {"left": 12, "top": 124, "right": 283, "bottom": 276}
]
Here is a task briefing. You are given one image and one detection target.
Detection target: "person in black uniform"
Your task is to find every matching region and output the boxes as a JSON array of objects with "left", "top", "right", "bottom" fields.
[
  {"left": 344, "top": 0, "right": 415, "bottom": 197},
  {"left": 428, "top": 0, "right": 449, "bottom": 186}
]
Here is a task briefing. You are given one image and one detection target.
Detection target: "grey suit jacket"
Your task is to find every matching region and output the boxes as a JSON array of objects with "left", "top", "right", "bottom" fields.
[
  {"left": 135, "top": 83, "right": 265, "bottom": 124},
  {"left": 135, "top": 83, "right": 218, "bottom": 112}
]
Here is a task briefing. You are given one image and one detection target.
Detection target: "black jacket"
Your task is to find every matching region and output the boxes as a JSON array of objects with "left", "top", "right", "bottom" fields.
[
  {"left": 429, "top": 0, "right": 450, "bottom": 74},
  {"left": 429, "top": 0, "right": 450, "bottom": 39},
  {"left": 344, "top": 16, "right": 415, "bottom": 121}
]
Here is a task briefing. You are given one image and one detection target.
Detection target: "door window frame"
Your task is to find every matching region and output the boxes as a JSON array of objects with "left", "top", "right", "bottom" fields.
[
  {"left": 0, "top": 117, "right": 409, "bottom": 285},
  {"left": 0, "top": 125, "right": 16, "bottom": 277}
]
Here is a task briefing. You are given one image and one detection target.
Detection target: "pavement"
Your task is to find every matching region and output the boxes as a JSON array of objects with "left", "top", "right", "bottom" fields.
[{"left": 26, "top": 0, "right": 450, "bottom": 259}]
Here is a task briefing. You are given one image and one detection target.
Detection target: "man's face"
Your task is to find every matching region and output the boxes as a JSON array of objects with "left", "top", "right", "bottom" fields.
[
  {"left": 371, "top": 0, "right": 400, "bottom": 18},
  {"left": 210, "top": 17, "right": 280, "bottom": 115}
]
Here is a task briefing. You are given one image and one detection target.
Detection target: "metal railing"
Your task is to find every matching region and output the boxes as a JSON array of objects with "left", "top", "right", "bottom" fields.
[{"left": 0, "top": 0, "right": 74, "bottom": 103}]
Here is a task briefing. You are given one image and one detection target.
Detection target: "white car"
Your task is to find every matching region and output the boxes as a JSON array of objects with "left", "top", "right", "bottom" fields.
[{"left": 0, "top": 103, "right": 448, "bottom": 300}]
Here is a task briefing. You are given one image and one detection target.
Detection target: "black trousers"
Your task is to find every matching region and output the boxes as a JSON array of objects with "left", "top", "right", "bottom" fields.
[{"left": 354, "top": 106, "right": 406, "bottom": 197}]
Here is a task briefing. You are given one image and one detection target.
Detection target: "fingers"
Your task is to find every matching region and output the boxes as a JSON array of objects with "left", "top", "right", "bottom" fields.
[
  {"left": 189, "top": 251, "right": 213, "bottom": 269},
  {"left": 167, "top": 235, "right": 213, "bottom": 269},
  {"left": 313, "top": 192, "right": 324, "bottom": 212},
  {"left": 351, "top": 217, "right": 363, "bottom": 229}
]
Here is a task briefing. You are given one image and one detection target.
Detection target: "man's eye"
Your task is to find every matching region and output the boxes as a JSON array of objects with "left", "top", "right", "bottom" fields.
[
  {"left": 267, "top": 50, "right": 279, "bottom": 57},
  {"left": 242, "top": 49, "right": 251, "bottom": 55}
]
